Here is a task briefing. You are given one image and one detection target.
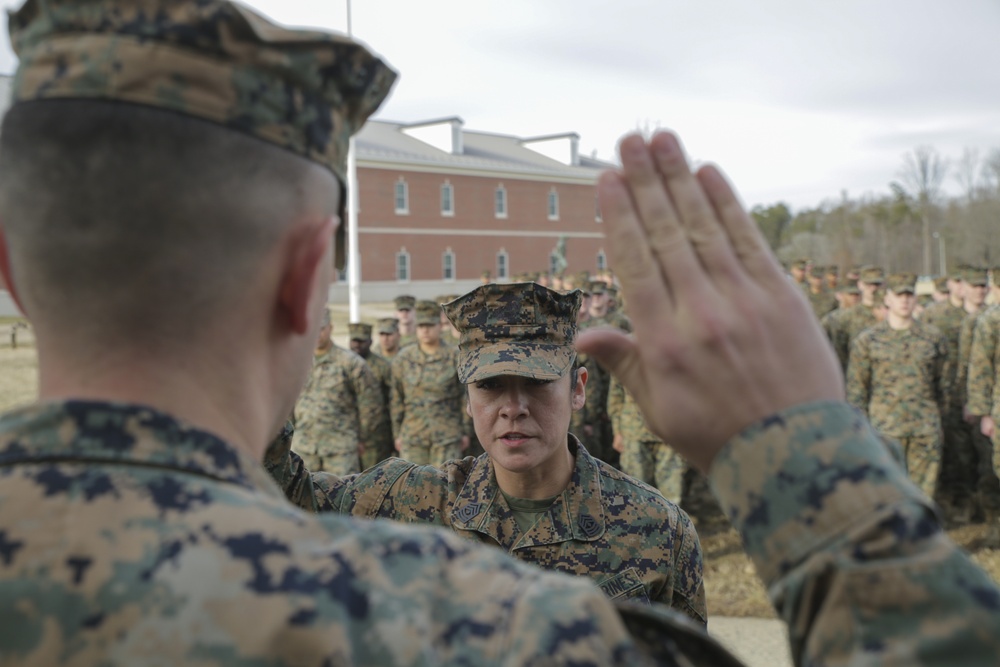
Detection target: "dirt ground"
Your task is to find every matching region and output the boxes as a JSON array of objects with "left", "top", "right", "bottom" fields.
[{"left": 3, "top": 313, "right": 1000, "bottom": 620}]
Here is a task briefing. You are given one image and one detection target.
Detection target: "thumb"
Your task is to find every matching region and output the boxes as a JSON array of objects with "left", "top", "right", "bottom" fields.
[{"left": 575, "top": 327, "right": 643, "bottom": 391}]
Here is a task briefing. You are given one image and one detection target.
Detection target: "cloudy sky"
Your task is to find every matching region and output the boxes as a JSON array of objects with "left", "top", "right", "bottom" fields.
[{"left": 1, "top": 0, "right": 998, "bottom": 210}]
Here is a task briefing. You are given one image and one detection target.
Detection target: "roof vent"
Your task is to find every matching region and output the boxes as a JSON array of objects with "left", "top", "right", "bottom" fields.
[
  {"left": 521, "top": 133, "right": 580, "bottom": 166},
  {"left": 401, "top": 117, "right": 465, "bottom": 155}
]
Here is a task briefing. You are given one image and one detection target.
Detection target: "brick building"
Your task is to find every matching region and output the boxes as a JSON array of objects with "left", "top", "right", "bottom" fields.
[{"left": 338, "top": 117, "right": 613, "bottom": 301}]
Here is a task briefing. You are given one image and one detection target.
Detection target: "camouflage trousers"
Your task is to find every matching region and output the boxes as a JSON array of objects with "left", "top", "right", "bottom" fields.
[
  {"left": 360, "top": 434, "right": 395, "bottom": 472},
  {"left": 894, "top": 433, "right": 940, "bottom": 499},
  {"left": 399, "top": 437, "right": 464, "bottom": 467},
  {"left": 620, "top": 440, "right": 684, "bottom": 504},
  {"left": 296, "top": 450, "right": 360, "bottom": 477},
  {"left": 935, "top": 409, "right": 978, "bottom": 516}
]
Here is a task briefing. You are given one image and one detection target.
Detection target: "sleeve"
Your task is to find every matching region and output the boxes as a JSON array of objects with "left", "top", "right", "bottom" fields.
[
  {"left": 844, "top": 335, "right": 871, "bottom": 416},
  {"left": 967, "top": 315, "right": 997, "bottom": 417},
  {"left": 709, "top": 402, "right": 1000, "bottom": 666},
  {"left": 666, "top": 509, "right": 707, "bottom": 627},
  {"left": 607, "top": 375, "right": 625, "bottom": 436},
  {"left": 352, "top": 357, "right": 385, "bottom": 445},
  {"left": 263, "top": 420, "right": 348, "bottom": 512},
  {"left": 933, "top": 333, "right": 947, "bottom": 416},
  {"left": 390, "top": 356, "right": 406, "bottom": 439}
]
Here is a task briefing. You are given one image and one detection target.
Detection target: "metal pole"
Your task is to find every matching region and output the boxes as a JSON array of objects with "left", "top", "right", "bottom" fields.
[
  {"left": 940, "top": 236, "right": 947, "bottom": 277},
  {"left": 346, "top": 0, "right": 361, "bottom": 323}
]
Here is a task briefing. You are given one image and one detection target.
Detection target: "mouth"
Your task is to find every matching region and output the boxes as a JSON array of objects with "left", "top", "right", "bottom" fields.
[{"left": 500, "top": 432, "right": 532, "bottom": 445}]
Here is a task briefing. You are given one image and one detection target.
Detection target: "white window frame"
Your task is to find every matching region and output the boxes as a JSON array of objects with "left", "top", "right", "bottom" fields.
[
  {"left": 547, "top": 189, "right": 559, "bottom": 221},
  {"left": 595, "top": 195, "right": 603, "bottom": 223},
  {"left": 597, "top": 249, "right": 607, "bottom": 272},
  {"left": 496, "top": 249, "right": 509, "bottom": 280},
  {"left": 441, "top": 181, "right": 454, "bottom": 217},
  {"left": 396, "top": 248, "right": 411, "bottom": 283},
  {"left": 495, "top": 185, "right": 508, "bottom": 219},
  {"left": 394, "top": 178, "right": 409, "bottom": 215},
  {"left": 442, "top": 248, "right": 456, "bottom": 281}
]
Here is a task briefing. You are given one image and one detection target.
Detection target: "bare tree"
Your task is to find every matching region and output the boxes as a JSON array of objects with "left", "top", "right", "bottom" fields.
[
  {"left": 895, "top": 146, "right": 948, "bottom": 276},
  {"left": 954, "top": 147, "right": 980, "bottom": 201}
]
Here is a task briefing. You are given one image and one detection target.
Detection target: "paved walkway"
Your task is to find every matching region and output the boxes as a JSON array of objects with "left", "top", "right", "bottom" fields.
[{"left": 708, "top": 617, "right": 792, "bottom": 667}]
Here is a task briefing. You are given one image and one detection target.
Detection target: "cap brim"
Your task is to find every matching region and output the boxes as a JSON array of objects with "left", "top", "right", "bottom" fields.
[{"left": 458, "top": 343, "right": 574, "bottom": 384}]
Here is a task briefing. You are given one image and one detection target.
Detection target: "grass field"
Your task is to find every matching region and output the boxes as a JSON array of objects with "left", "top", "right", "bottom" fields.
[{"left": 2, "top": 309, "right": 999, "bottom": 618}]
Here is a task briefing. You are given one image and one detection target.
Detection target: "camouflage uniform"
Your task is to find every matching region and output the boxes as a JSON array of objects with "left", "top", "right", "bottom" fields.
[
  {"left": 806, "top": 266, "right": 837, "bottom": 319},
  {"left": 967, "top": 305, "right": 1000, "bottom": 518},
  {"left": 608, "top": 375, "right": 684, "bottom": 503},
  {"left": 832, "top": 303, "right": 877, "bottom": 373},
  {"left": 921, "top": 298, "right": 973, "bottom": 516},
  {"left": 390, "top": 336, "right": 467, "bottom": 466},
  {"left": 269, "top": 425, "right": 706, "bottom": 623},
  {"left": 361, "top": 351, "right": 395, "bottom": 470},
  {"left": 292, "top": 344, "right": 385, "bottom": 475},
  {"left": 846, "top": 317, "right": 947, "bottom": 497}
]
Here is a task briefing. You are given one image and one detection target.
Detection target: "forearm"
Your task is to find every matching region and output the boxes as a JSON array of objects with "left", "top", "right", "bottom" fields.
[{"left": 710, "top": 401, "right": 1000, "bottom": 666}]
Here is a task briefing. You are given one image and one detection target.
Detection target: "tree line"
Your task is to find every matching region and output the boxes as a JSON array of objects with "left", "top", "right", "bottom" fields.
[{"left": 752, "top": 146, "right": 1000, "bottom": 276}]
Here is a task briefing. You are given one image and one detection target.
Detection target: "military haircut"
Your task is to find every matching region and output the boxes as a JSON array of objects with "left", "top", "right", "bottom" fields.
[{"left": 0, "top": 100, "right": 339, "bottom": 345}]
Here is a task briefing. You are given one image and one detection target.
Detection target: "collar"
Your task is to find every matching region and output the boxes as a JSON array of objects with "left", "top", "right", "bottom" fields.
[
  {"left": 0, "top": 400, "right": 281, "bottom": 497},
  {"left": 449, "top": 434, "right": 606, "bottom": 550}
]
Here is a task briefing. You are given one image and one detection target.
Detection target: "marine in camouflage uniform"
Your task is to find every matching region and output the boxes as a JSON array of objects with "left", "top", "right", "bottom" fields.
[
  {"left": 348, "top": 322, "right": 396, "bottom": 470},
  {"left": 820, "top": 279, "right": 860, "bottom": 368},
  {"left": 830, "top": 266, "right": 885, "bottom": 374},
  {"left": 393, "top": 294, "right": 417, "bottom": 349},
  {"left": 292, "top": 316, "right": 385, "bottom": 475},
  {"left": 806, "top": 265, "right": 837, "bottom": 319},
  {"left": 608, "top": 375, "right": 684, "bottom": 504},
  {"left": 273, "top": 282, "right": 710, "bottom": 622},
  {"left": 375, "top": 315, "right": 403, "bottom": 359},
  {"left": 579, "top": 280, "right": 630, "bottom": 465},
  {"left": 846, "top": 273, "right": 947, "bottom": 497},
  {"left": 391, "top": 300, "right": 468, "bottom": 466},
  {"left": 920, "top": 272, "right": 974, "bottom": 521},
  {"left": 6, "top": 5, "right": 1000, "bottom": 662},
  {"left": 966, "top": 272, "right": 1000, "bottom": 533}
]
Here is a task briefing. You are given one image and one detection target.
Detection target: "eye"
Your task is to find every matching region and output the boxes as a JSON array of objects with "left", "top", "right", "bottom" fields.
[
  {"left": 475, "top": 378, "right": 500, "bottom": 391},
  {"left": 528, "top": 378, "right": 553, "bottom": 387}
]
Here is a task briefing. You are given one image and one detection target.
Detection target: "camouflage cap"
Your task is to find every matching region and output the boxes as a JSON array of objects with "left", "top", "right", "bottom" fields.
[
  {"left": 964, "top": 267, "right": 989, "bottom": 286},
  {"left": 808, "top": 265, "right": 825, "bottom": 278},
  {"left": 7, "top": 0, "right": 397, "bottom": 271},
  {"left": 886, "top": 272, "right": 917, "bottom": 294},
  {"left": 587, "top": 280, "right": 607, "bottom": 295},
  {"left": 376, "top": 317, "right": 399, "bottom": 334},
  {"left": 414, "top": 300, "right": 441, "bottom": 325},
  {"left": 933, "top": 276, "right": 949, "bottom": 293},
  {"left": 791, "top": 258, "right": 809, "bottom": 270},
  {"left": 393, "top": 295, "right": 416, "bottom": 311},
  {"left": 443, "top": 283, "right": 581, "bottom": 384},
  {"left": 825, "top": 266, "right": 839, "bottom": 276},
  {"left": 835, "top": 279, "right": 861, "bottom": 295},
  {"left": 860, "top": 266, "right": 885, "bottom": 284},
  {"left": 348, "top": 322, "right": 372, "bottom": 340}
]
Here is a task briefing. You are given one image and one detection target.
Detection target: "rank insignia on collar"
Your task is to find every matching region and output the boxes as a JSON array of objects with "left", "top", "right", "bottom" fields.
[
  {"left": 455, "top": 502, "right": 482, "bottom": 523},
  {"left": 578, "top": 513, "right": 601, "bottom": 538}
]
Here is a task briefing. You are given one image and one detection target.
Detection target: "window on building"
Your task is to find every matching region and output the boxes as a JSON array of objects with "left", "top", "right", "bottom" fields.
[
  {"left": 496, "top": 249, "right": 509, "bottom": 280},
  {"left": 441, "top": 182, "right": 454, "bottom": 216},
  {"left": 394, "top": 179, "right": 409, "bottom": 214},
  {"left": 547, "top": 189, "right": 559, "bottom": 220},
  {"left": 495, "top": 185, "right": 507, "bottom": 218},
  {"left": 595, "top": 195, "right": 603, "bottom": 223},
  {"left": 597, "top": 249, "right": 607, "bottom": 272},
  {"left": 396, "top": 248, "right": 410, "bottom": 282},
  {"left": 442, "top": 249, "right": 455, "bottom": 281}
]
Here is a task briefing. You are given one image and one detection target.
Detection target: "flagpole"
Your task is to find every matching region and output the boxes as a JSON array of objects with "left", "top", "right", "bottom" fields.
[{"left": 346, "top": 0, "right": 361, "bottom": 324}]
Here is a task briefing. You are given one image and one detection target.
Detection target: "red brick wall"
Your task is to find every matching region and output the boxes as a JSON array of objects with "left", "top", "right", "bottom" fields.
[{"left": 356, "top": 167, "right": 608, "bottom": 281}]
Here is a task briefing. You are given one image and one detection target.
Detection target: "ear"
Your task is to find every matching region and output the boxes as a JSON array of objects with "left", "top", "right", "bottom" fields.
[
  {"left": 0, "top": 225, "right": 27, "bottom": 318},
  {"left": 466, "top": 397, "right": 473, "bottom": 419},
  {"left": 278, "top": 216, "right": 336, "bottom": 335},
  {"left": 572, "top": 366, "right": 587, "bottom": 411}
]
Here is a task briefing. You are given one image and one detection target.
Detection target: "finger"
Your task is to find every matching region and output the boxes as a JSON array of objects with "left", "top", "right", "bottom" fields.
[
  {"left": 696, "top": 165, "right": 785, "bottom": 287},
  {"left": 597, "top": 170, "right": 676, "bottom": 320},
  {"left": 649, "top": 132, "right": 746, "bottom": 289},
  {"left": 616, "top": 134, "right": 707, "bottom": 305}
]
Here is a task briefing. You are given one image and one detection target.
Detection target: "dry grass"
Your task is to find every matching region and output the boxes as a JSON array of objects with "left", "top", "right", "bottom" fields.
[{"left": 3, "top": 310, "right": 1000, "bottom": 620}]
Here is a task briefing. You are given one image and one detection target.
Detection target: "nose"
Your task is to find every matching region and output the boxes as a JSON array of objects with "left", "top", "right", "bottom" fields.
[{"left": 498, "top": 385, "right": 529, "bottom": 420}]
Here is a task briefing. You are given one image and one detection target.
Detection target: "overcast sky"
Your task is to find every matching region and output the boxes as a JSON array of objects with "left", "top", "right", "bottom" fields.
[{"left": 2, "top": 0, "right": 998, "bottom": 211}]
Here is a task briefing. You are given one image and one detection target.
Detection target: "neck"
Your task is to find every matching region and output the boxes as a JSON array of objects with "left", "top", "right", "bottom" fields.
[
  {"left": 965, "top": 301, "right": 981, "bottom": 315},
  {"left": 493, "top": 438, "right": 575, "bottom": 500},
  {"left": 887, "top": 312, "right": 913, "bottom": 330},
  {"left": 33, "top": 336, "right": 281, "bottom": 462},
  {"left": 861, "top": 294, "right": 875, "bottom": 307},
  {"left": 419, "top": 340, "right": 440, "bottom": 354},
  {"left": 399, "top": 323, "right": 414, "bottom": 335}
]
